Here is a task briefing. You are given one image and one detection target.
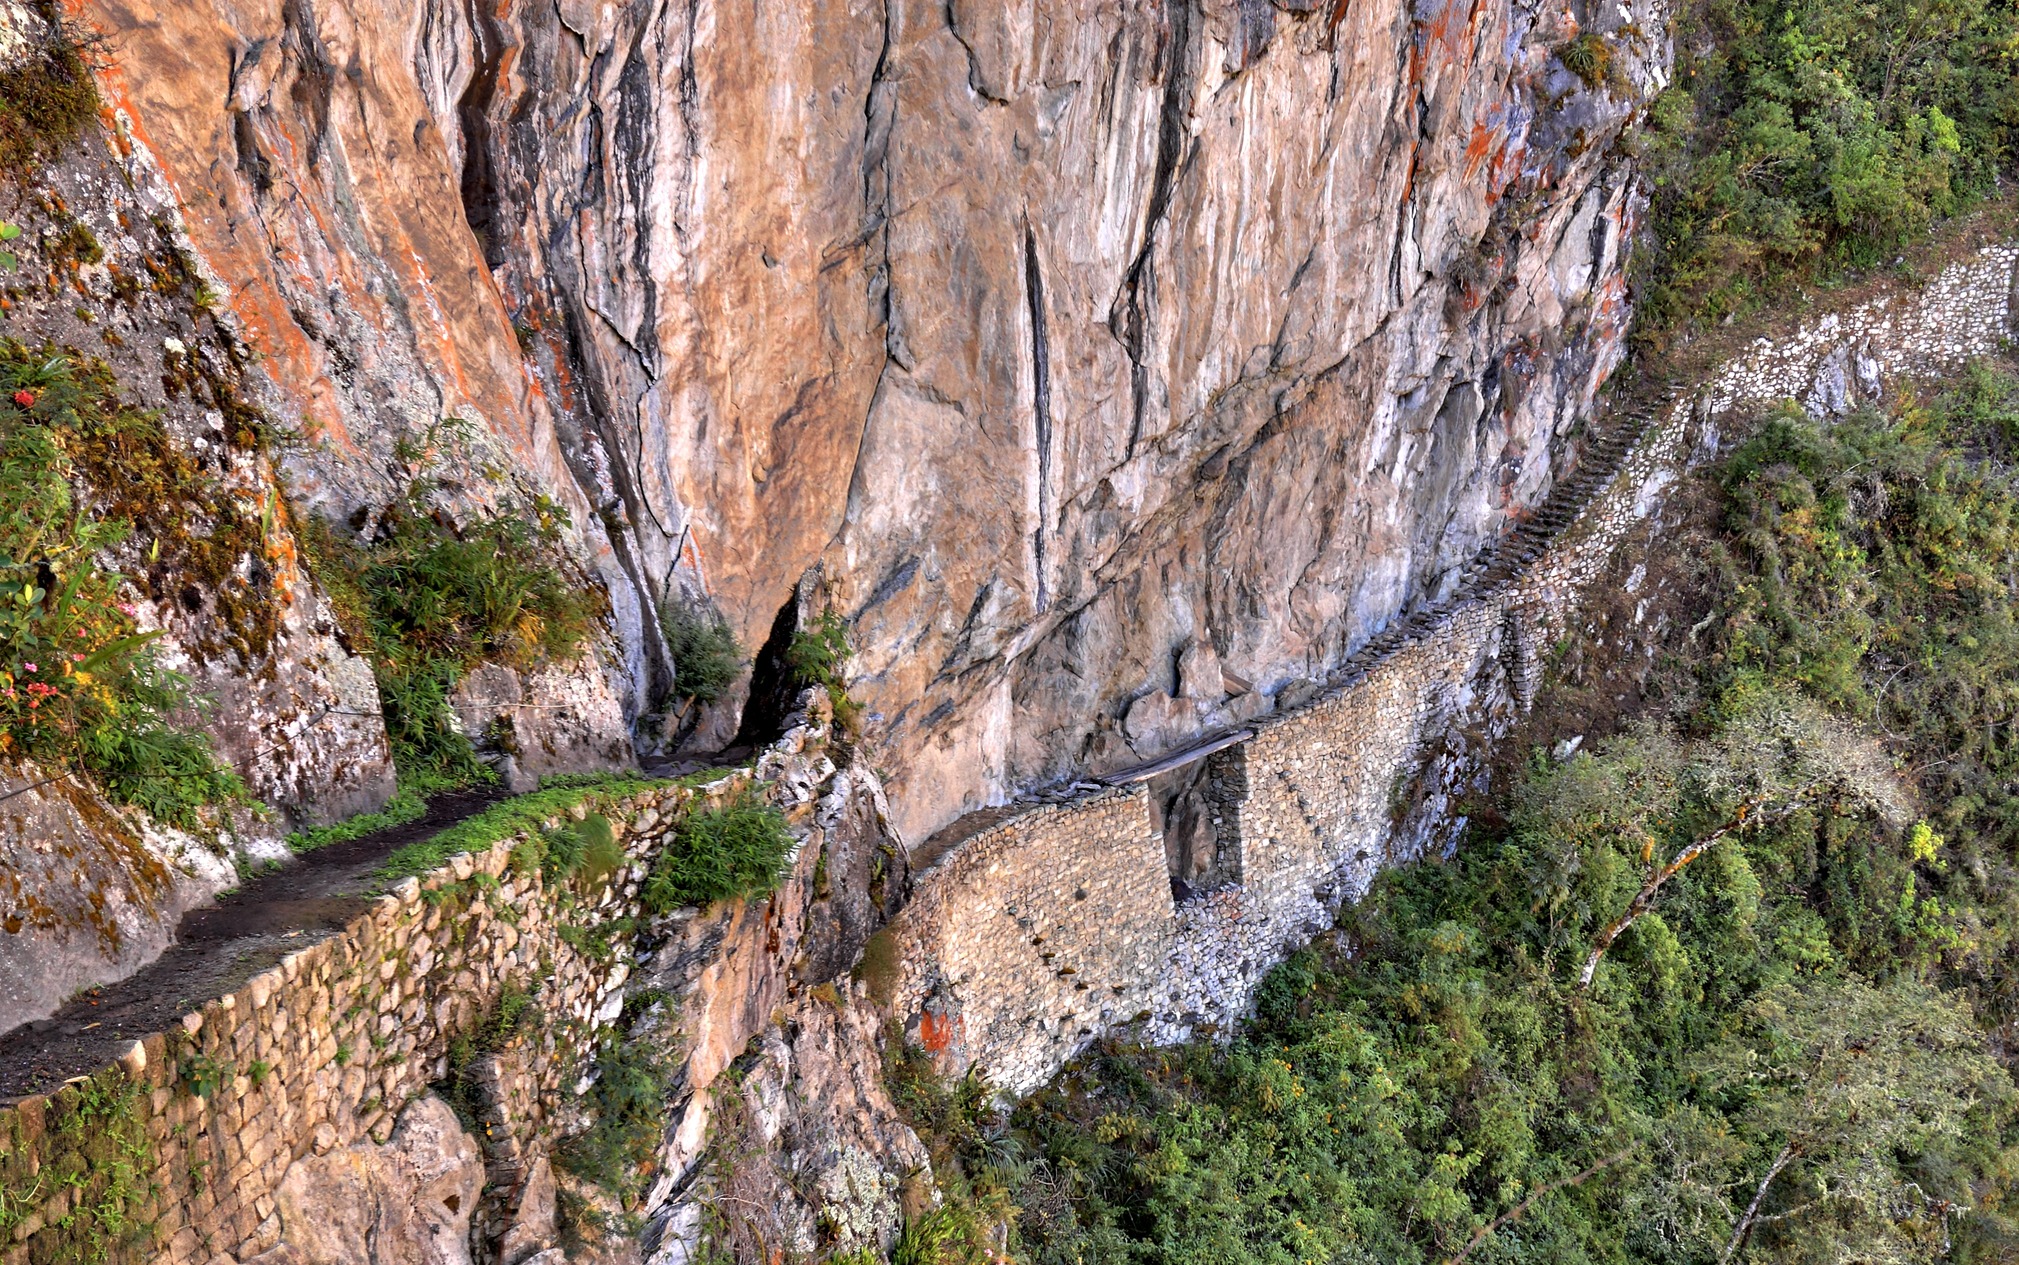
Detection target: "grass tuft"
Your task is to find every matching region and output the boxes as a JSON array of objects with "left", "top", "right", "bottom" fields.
[
  {"left": 373, "top": 774, "right": 663, "bottom": 887},
  {"left": 639, "top": 785, "right": 794, "bottom": 912},
  {"left": 0, "top": 5, "right": 100, "bottom": 177}
]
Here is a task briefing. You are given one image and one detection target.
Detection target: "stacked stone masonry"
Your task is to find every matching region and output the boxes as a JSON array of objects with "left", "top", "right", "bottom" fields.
[
  {"left": 885, "top": 241, "right": 2019, "bottom": 1095},
  {"left": 885, "top": 787, "right": 1173, "bottom": 1096},
  {"left": 1, "top": 242, "right": 2013, "bottom": 1257},
  {"left": 0, "top": 775, "right": 758, "bottom": 1265}
]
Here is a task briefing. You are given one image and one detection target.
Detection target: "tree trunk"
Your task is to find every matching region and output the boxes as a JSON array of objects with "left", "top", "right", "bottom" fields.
[{"left": 1721, "top": 1140, "right": 1799, "bottom": 1263}]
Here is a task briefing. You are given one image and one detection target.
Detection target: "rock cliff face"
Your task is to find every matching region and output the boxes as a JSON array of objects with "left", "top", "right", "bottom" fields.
[{"left": 83, "top": 0, "right": 1667, "bottom": 840}]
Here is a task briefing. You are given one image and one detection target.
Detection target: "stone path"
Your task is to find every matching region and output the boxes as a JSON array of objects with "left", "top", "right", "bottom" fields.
[{"left": 0, "top": 787, "right": 501, "bottom": 1100}]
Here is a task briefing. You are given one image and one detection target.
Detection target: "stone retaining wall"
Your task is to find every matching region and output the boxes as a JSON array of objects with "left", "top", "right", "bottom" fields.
[
  {"left": 886, "top": 240, "right": 2019, "bottom": 1094},
  {"left": 884, "top": 786, "right": 1172, "bottom": 1096},
  {"left": 0, "top": 775, "right": 748, "bottom": 1265}
]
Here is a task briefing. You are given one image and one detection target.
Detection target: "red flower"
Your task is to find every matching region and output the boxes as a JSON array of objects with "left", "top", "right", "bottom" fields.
[{"left": 11, "top": 391, "right": 33, "bottom": 408}]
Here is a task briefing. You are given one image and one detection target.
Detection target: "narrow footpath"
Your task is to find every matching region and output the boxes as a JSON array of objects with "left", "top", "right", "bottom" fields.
[{"left": 0, "top": 788, "right": 502, "bottom": 1100}]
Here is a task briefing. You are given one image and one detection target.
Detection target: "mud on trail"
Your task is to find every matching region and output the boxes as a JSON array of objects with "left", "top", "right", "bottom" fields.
[{"left": 0, "top": 787, "right": 502, "bottom": 1101}]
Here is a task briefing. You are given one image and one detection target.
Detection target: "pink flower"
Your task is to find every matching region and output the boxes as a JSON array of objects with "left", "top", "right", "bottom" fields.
[
  {"left": 22, "top": 662, "right": 37, "bottom": 673},
  {"left": 70, "top": 653, "right": 83, "bottom": 662}
]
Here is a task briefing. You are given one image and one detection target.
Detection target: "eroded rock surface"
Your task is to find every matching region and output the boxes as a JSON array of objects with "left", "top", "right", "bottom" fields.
[
  {"left": 81, "top": 0, "right": 1670, "bottom": 839},
  {"left": 247, "top": 1094, "right": 486, "bottom": 1265},
  {"left": 450, "top": 655, "right": 634, "bottom": 792},
  {"left": 646, "top": 991, "right": 933, "bottom": 1265},
  {"left": 0, "top": 769, "right": 269, "bottom": 1033}
]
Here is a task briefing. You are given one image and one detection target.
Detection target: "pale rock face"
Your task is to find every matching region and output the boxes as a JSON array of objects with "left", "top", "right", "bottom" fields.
[
  {"left": 647, "top": 992, "right": 933, "bottom": 1262},
  {"left": 247, "top": 1094, "right": 486, "bottom": 1265},
  {"left": 449, "top": 655, "right": 634, "bottom": 791},
  {"left": 497, "top": 1153, "right": 559, "bottom": 1265},
  {"left": 82, "top": 0, "right": 1667, "bottom": 839},
  {"left": 0, "top": 770, "right": 243, "bottom": 1034}
]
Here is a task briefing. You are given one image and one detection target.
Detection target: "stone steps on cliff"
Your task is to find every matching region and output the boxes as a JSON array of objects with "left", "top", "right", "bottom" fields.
[{"left": 1324, "top": 380, "right": 1682, "bottom": 685}]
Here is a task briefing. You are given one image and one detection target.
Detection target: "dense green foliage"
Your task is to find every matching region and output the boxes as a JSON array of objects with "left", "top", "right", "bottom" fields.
[
  {"left": 0, "top": 347, "right": 242, "bottom": 829},
  {"left": 661, "top": 597, "right": 743, "bottom": 706},
  {"left": 555, "top": 989, "right": 684, "bottom": 1234},
  {"left": 1634, "top": 0, "right": 2019, "bottom": 340},
  {"left": 925, "top": 373, "right": 2019, "bottom": 1265},
  {"left": 556, "top": 1022, "right": 679, "bottom": 1207},
  {"left": 300, "top": 481, "right": 596, "bottom": 790},
  {"left": 640, "top": 785, "right": 795, "bottom": 912}
]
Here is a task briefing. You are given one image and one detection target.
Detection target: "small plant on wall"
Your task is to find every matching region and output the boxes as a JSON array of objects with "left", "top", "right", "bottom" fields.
[
  {"left": 298, "top": 459, "right": 600, "bottom": 792},
  {"left": 0, "top": 344, "right": 243, "bottom": 829},
  {"left": 787, "top": 608, "right": 863, "bottom": 734},
  {"left": 640, "top": 787, "right": 795, "bottom": 913}
]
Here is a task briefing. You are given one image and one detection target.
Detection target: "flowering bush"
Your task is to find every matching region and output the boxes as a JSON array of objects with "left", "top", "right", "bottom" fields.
[{"left": 0, "top": 347, "right": 241, "bottom": 829}]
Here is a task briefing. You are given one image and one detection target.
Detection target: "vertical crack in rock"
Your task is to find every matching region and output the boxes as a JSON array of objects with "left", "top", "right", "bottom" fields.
[
  {"left": 456, "top": 0, "right": 509, "bottom": 267},
  {"left": 555, "top": 297, "right": 676, "bottom": 710},
  {"left": 841, "top": 0, "right": 900, "bottom": 521},
  {"left": 611, "top": 25, "right": 663, "bottom": 378},
  {"left": 1585, "top": 172, "right": 1617, "bottom": 297},
  {"left": 1112, "top": 0, "right": 1196, "bottom": 458},
  {"left": 1024, "top": 219, "right": 1053, "bottom": 614},
  {"left": 281, "top": 0, "right": 336, "bottom": 160},
  {"left": 1390, "top": 85, "right": 1430, "bottom": 310}
]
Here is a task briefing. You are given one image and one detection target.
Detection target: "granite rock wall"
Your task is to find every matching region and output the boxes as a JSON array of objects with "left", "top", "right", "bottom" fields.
[
  {"left": 77, "top": 0, "right": 1674, "bottom": 840},
  {"left": 877, "top": 238, "right": 2019, "bottom": 1094}
]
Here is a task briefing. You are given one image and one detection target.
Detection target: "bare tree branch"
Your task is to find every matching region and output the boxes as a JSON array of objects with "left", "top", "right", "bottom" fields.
[
  {"left": 1721, "top": 1140, "right": 1800, "bottom": 1264},
  {"left": 1579, "top": 788, "right": 1820, "bottom": 989}
]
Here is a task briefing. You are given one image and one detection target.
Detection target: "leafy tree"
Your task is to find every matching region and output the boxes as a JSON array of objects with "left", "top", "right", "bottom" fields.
[
  {"left": 1693, "top": 977, "right": 2008, "bottom": 1262},
  {"left": 1634, "top": 0, "right": 2019, "bottom": 341},
  {"left": 1509, "top": 690, "right": 1903, "bottom": 988}
]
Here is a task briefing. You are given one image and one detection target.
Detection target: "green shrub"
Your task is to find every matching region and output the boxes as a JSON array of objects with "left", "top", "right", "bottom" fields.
[
  {"left": 555, "top": 1030, "right": 676, "bottom": 1206},
  {"left": 883, "top": 1049, "right": 1020, "bottom": 1264},
  {"left": 853, "top": 926, "right": 901, "bottom": 1008},
  {"left": 785, "top": 609, "right": 850, "bottom": 690},
  {"left": 176, "top": 1051, "right": 230, "bottom": 1101},
  {"left": 640, "top": 786, "right": 794, "bottom": 912},
  {"left": 0, "top": 346, "right": 243, "bottom": 829},
  {"left": 572, "top": 812, "right": 625, "bottom": 887},
  {"left": 661, "top": 598, "right": 742, "bottom": 705},
  {"left": 438, "top": 979, "right": 539, "bottom": 1129},
  {"left": 786, "top": 608, "right": 863, "bottom": 733},
  {"left": 299, "top": 483, "right": 598, "bottom": 788}
]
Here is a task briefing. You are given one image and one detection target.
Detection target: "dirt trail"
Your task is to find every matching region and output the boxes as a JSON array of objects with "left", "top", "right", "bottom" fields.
[{"left": 0, "top": 787, "right": 502, "bottom": 1101}]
